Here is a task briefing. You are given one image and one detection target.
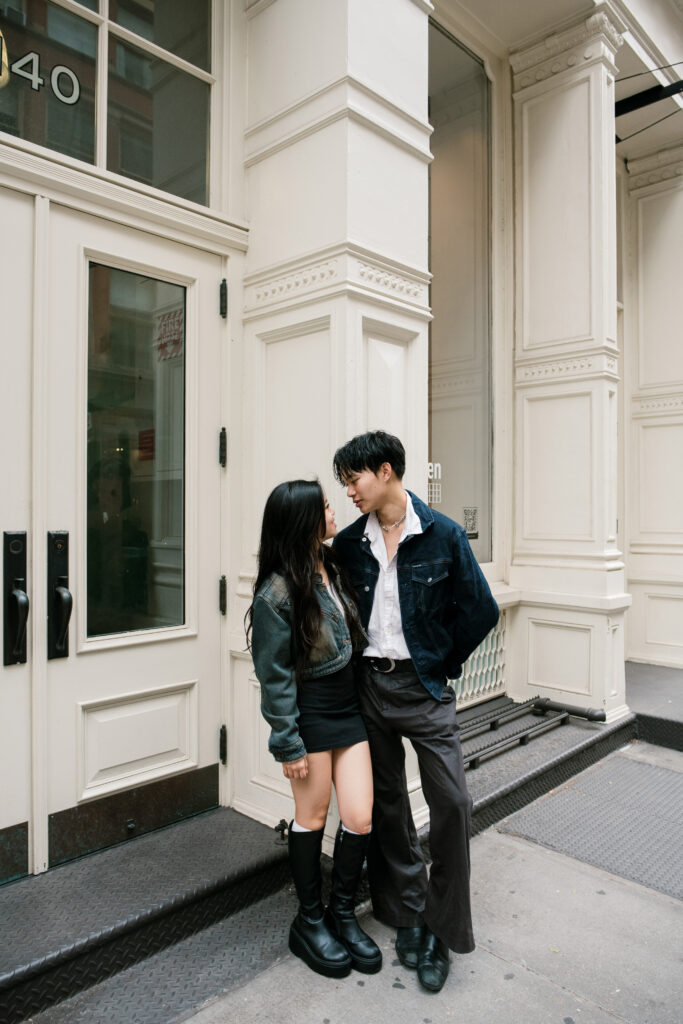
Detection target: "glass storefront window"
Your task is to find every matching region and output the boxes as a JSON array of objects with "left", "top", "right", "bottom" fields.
[
  {"left": 110, "top": 0, "right": 210, "bottom": 72},
  {"left": 0, "top": 0, "right": 96, "bottom": 164},
  {"left": 107, "top": 37, "right": 209, "bottom": 204},
  {"left": 428, "top": 23, "right": 493, "bottom": 563},
  {"left": 87, "top": 263, "right": 185, "bottom": 637},
  {"left": 0, "top": 0, "right": 212, "bottom": 204}
]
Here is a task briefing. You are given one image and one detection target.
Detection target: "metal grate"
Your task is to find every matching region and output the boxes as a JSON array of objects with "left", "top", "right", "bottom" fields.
[{"left": 455, "top": 610, "right": 506, "bottom": 708}]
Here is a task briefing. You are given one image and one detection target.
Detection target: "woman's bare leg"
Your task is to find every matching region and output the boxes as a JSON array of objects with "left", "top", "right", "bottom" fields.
[
  {"left": 290, "top": 751, "right": 333, "bottom": 829},
  {"left": 332, "top": 741, "right": 373, "bottom": 833}
]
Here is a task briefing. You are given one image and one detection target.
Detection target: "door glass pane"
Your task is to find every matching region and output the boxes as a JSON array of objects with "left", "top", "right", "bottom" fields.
[
  {"left": 110, "top": 0, "right": 210, "bottom": 72},
  {"left": 107, "top": 36, "right": 209, "bottom": 203},
  {"left": 428, "top": 23, "right": 492, "bottom": 562},
  {"left": 0, "top": 0, "right": 96, "bottom": 163},
  {"left": 87, "top": 264, "right": 185, "bottom": 637}
]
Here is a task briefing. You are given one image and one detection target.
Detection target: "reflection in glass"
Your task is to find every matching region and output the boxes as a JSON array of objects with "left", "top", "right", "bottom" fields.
[
  {"left": 428, "top": 23, "right": 492, "bottom": 562},
  {"left": 110, "top": 0, "right": 210, "bottom": 71},
  {"left": 107, "top": 36, "right": 209, "bottom": 204},
  {"left": 0, "top": 0, "right": 96, "bottom": 163},
  {"left": 87, "top": 264, "right": 185, "bottom": 637}
]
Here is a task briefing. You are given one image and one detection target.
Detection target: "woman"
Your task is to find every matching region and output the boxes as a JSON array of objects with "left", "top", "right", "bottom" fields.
[{"left": 246, "top": 479, "right": 382, "bottom": 978}]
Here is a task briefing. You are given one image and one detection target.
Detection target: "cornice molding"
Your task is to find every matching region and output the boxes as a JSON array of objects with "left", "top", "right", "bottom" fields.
[
  {"left": 627, "top": 145, "right": 683, "bottom": 193},
  {"left": 631, "top": 393, "right": 683, "bottom": 417},
  {"left": 244, "top": 244, "right": 431, "bottom": 317},
  {"left": 515, "top": 352, "right": 619, "bottom": 386},
  {"left": 510, "top": 11, "right": 623, "bottom": 93}
]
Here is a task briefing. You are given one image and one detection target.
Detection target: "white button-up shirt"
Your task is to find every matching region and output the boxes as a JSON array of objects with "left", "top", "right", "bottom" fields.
[{"left": 363, "top": 493, "right": 422, "bottom": 660}]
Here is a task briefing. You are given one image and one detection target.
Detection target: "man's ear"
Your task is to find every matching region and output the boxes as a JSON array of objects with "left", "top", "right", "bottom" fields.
[{"left": 379, "top": 461, "right": 392, "bottom": 482}]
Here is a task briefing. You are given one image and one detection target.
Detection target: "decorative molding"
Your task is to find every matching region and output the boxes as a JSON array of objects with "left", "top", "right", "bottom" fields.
[
  {"left": 245, "top": 104, "right": 432, "bottom": 168},
  {"left": 358, "top": 261, "right": 422, "bottom": 299},
  {"left": 631, "top": 394, "right": 683, "bottom": 417},
  {"left": 510, "top": 12, "right": 623, "bottom": 92},
  {"left": 627, "top": 145, "right": 683, "bottom": 193},
  {"left": 252, "top": 260, "right": 339, "bottom": 304},
  {"left": 515, "top": 353, "right": 619, "bottom": 385},
  {"left": 244, "top": 244, "right": 430, "bottom": 316}
]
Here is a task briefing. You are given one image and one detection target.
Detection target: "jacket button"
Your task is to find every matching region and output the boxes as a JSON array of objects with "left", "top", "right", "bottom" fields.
[
  {"left": 428, "top": 577, "right": 432, "bottom": 582},
  {"left": 364, "top": 586, "right": 370, "bottom": 592}
]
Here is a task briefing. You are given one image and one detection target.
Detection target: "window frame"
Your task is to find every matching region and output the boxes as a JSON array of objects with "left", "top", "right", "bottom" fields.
[{"left": 0, "top": 0, "right": 223, "bottom": 210}]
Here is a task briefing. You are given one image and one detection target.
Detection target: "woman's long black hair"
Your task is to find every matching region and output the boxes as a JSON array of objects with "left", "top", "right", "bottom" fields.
[{"left": 245, "top": 479, "right": 358, "bottom": 682}]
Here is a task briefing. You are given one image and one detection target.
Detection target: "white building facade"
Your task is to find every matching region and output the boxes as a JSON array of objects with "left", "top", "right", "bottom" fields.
[{"left": 1, "top": 0, "right": 681, "bottom": 882}]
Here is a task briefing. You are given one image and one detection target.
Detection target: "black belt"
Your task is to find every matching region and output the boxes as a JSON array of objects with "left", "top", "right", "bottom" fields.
[{"left": 367, "top": 656, "right": 414, "bottom": 674}]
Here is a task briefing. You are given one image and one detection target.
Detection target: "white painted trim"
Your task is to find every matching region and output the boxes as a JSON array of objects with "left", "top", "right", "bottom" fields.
[
  {"left": 30, "top": 195, "right": 51, "bottom": 875},
  {"left": 244, "top": 74, "right": 431, "bottom": 140},
  {"left": 0, "top": 142, "right": 249, "bottom": 253},
  {"left": 244, "top": 105, "right": 432, "bottom": 168}
]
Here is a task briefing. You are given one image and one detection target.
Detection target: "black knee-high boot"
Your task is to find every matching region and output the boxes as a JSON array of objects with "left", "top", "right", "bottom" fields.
[
  {"left": 325, "top": 824, "right": 383, "bottom": 974},
  {"left": 288, "top": 824, "right": 352, "bottom": 978}
]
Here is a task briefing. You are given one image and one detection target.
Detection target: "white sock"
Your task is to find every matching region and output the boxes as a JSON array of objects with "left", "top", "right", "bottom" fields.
[
  {"left": 341, "top": 823, "right": 371, "bottom": 836},
  {"left": 291, "top": 820, "right": 312, "bottom": 832}
]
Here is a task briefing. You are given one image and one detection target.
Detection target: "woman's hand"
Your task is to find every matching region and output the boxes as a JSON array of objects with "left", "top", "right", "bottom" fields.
[{"left": 282, "top": 756, "right": 308, "bottom": 780}]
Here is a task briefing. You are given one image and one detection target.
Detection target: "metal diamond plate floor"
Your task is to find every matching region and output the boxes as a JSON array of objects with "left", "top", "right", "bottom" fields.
[
  {"left": 24, "top": 885, "right": 299, "bottom": 1024},
  {"left": 0, "top": 808, "right": 288, "bottom": 985},
  {"left": 499, "top": 751, "right": 683, "bottom": 900}
]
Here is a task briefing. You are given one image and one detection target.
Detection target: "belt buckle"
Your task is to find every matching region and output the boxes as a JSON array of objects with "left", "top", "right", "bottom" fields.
[{"left": 376, "top": 657, "right": 395, "bottom": 674}]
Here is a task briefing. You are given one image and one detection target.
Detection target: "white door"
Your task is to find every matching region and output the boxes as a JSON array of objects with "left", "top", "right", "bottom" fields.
[
  {"left": 0, "top": 194, "right": 225, "bottom": 877},
  {"left": 0, "top": 186, "right": 33, "bottom": 881}
]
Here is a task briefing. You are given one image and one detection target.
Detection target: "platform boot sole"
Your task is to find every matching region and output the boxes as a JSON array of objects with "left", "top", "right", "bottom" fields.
[{"left": 289, "top": 923, "right": 352, "bottom": 979}]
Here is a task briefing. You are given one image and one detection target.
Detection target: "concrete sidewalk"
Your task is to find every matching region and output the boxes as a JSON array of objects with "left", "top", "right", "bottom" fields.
[{"left": 185, "top": 742, "right": 682, "bottom": 1024}]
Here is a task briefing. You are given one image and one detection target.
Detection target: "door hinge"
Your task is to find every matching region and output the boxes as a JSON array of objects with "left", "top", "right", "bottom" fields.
[
  {"left": 219, "top": 278, "right": 227, "bottom": 318},
  {"left": 219, "top": 427, "right": 227, "bottom": 468},
  {"left": 219, "top": 724, "right": 228, "bottom": 765},
  {"left": 219, "top": 574, "right": 227, "bottom": 615}
]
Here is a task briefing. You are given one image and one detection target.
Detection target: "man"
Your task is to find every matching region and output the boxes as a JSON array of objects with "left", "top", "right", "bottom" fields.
[{"left": 332, "top": 430, "right": 499, "bottom": 992}]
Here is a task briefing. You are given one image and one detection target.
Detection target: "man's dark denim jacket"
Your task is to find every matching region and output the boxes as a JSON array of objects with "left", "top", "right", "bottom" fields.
[
  {"left": 333, "top": 491, "right": 499, "bottom": 700},
  {"left": 251, "top": 569, "right": 366, "bottom": 763}
]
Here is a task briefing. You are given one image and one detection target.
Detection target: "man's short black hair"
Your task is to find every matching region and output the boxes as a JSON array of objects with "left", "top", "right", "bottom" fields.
[{"left": 333, "top": 430, "right": 406, "bottom": 483}]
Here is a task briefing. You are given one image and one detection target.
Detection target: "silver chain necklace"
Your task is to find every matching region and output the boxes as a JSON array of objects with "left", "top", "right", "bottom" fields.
[{"left": 378, "top": 510, "right": 407, "bottom": 532}]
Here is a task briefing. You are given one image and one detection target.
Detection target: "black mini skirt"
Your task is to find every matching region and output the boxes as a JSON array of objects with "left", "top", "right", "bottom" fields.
[{"left": 297, "top": 659, "right": 368, "bottom": 754}]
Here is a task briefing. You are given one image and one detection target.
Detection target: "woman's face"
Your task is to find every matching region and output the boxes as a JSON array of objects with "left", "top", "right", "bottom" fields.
[{"left": 322, "top": 497, "right": 338, "bottom": 541}]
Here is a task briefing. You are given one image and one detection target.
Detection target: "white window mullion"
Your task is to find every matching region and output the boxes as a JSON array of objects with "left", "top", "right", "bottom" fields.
[
  {"left": 107, "top": 22, "right": 215, "bottom": 84},
  {"left": 95, "top": 0, "right": 109, "bottom": 168}
]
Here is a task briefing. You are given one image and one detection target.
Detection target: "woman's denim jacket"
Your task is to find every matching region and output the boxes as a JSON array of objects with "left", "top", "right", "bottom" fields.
[{"left": 250, "top": 569, "right": 367, "bottom": 763}]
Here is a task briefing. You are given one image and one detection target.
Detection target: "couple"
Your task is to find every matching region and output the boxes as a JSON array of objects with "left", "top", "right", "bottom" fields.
[{"left": 246, "top": 431, "right": 499, "bottom": 993}]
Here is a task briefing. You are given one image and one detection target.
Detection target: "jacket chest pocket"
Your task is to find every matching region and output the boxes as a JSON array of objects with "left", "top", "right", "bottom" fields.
[{"left": 411, "top": 561, "right": 451, "bottom": 613}]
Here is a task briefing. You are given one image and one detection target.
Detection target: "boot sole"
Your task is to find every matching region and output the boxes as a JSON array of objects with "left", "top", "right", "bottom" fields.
[
  {"left": 348, "top": 951, "right": 383, "bottom": 974},
  {"left": 289, "top": 927, "right": 352, "bottom": 979}
]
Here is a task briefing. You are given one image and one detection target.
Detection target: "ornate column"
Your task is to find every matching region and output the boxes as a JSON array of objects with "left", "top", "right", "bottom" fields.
[
  {"left": 508, "top": 11, "right": 631, "bottom": 719},
  {"left": 624, "top": 145, "right": 683, "bottom": 667},
  {"left": 231, "top": 0, "right": 433, "bottom": 826}
]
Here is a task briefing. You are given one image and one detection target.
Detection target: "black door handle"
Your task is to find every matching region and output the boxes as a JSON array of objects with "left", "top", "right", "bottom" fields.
[
  {"left": 10, "top": 579, "right": 30, "bottom": 658},
  {"left": 4, "top": 532, "right": 29, "bottom": 666},
  {"left": 48, "top": 531, "right": 71, "bottom": 660},
  {"left": 54, "top": 577, "right": 73, "bottom": 654}
]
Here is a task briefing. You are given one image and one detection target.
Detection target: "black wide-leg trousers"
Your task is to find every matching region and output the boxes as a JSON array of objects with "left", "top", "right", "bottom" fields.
[{"left": 358, "top": 662, "right": 474, "bottom": 954}]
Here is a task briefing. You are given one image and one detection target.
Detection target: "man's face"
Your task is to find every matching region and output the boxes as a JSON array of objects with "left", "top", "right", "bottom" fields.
[{"left": 342, "top": 466, "right": 388, "bottom": 515}]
